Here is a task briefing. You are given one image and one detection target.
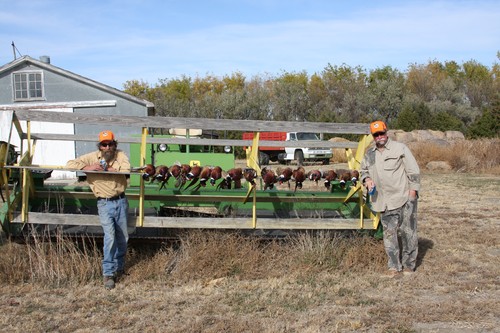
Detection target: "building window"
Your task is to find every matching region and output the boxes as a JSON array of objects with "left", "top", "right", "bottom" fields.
[{"left": 13, "top": 72, "right": 44, "bottom": 101}]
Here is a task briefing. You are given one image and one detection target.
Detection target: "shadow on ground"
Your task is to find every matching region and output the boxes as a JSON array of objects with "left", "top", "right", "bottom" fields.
[{"left": 416, "top": 237, "right": 434, "bottom": 269}]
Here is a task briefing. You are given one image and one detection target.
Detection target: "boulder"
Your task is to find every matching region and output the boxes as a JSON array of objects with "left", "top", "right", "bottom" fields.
[
  {"left": 412, "top": 130, "right": 435, "bottom": 142},
  {"left": 393, "top": 131, "right": 415, "bottom": 144},
  {"left": 429, "top": 130, "right": 446, "bottom": 140},
  {"left": 445, "top": 131, "right": 465, "bottom": 140}
]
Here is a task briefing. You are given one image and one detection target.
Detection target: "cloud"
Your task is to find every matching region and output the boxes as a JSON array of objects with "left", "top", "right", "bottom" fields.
[{"left": 2, "top": 0, "right": 498, "bottom": 88}]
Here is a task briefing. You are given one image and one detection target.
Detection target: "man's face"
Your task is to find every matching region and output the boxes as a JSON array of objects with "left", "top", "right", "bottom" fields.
[
  {"left": 372, "top": 131, "right": 388, "bottom": 148},
  {"left": 99, "top": 141, "right": 117, "bottom": 162}
]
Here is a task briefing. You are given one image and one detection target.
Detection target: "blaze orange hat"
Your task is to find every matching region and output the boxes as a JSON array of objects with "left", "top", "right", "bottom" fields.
[
  {"left": 99, "top": 130, "right": 115, "bottom": 142},
  {"left": 370, "top": 121, "right": 387, "bottom": 134}
]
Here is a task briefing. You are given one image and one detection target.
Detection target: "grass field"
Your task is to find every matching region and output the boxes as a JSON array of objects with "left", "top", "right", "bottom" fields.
[{"left": 0, "top": 139, "right": 499, "bottom": 332}]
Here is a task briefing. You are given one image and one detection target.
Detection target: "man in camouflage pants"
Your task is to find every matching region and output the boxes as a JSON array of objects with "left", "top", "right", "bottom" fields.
[{"left": 360, "top": 121, "right": 420, "bottom": 277}]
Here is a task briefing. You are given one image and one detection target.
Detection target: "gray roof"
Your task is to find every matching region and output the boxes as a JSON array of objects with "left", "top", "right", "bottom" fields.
[{"left": 0, "top": 55, "right": 154, "bottom": 110}]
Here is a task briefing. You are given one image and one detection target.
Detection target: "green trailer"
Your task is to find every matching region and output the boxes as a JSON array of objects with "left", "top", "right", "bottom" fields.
[
  {"left": 129, "top": 130, "right": 235, "bottom": 187},
  {"left": 0, "top": 108, "right": 380, "bottom": 238}
]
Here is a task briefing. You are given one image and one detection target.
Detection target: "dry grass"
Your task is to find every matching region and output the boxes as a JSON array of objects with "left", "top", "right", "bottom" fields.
[
  {"left": 1, "top": 172, "right": 499, "bottom": 332},
  {"left": 0, "top": 230, "right": 101, "bottom": 286},
  {"left": 0, "top": 139, "right": 499, "bottom": 332},
  {"left": 410, "top": 138, "right": 500, "bottom": 174},
  {"left": 0, "top": 230, "right": 386, "bottom": 287},
  {"left": 330, "top": 138, "right": 499, "bottom": 174}
]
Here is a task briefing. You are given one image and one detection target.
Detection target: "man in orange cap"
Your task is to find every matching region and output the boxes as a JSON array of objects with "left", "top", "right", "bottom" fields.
[
  {"left": 360, "top": 121, "right": 420, "bottom": 278},
  {"left": 66, "top": 130, "right": 130, "bottom": 290}
]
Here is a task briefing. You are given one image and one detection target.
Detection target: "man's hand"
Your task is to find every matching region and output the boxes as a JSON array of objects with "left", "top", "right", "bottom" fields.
[
  {"left": 82, "top": 163, "right": 106, "bottom": 171},
  {"left": 364, "top": 177, "right": 375, "bottom": 192},
  {"left": 409, "top": 189, "right": 418, "bottom": 200}
]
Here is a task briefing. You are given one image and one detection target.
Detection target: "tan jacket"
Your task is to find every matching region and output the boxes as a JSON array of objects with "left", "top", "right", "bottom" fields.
[
  {"left": 66, "top": 150, "right": 130, "bottom": 198},
  {"left": 360, "top": 139, "right": 420, "bottom": 212}
]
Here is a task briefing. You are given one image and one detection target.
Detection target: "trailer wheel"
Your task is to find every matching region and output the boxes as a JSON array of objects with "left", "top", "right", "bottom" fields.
[
  {"left": 294, "top": 150, "right": 304, "bottom": 166},
  {"left": 259, "top": 152, "right": 270, "bottom": 166}
]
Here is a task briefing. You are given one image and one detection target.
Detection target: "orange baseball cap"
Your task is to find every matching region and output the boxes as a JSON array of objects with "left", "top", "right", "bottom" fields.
[
  {"left": 370, "top": 121, "right": 387, "bottom": 134},
  {"left": 99, "top": 130, "right": 115, "bottom": 142}
]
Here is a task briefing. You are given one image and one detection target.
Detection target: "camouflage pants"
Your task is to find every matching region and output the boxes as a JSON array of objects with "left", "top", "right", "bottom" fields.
[{"left": 381, "top": 198, "right": 418, "bottom": 271}]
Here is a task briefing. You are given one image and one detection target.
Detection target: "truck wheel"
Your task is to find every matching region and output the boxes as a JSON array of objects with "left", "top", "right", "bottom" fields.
[
  {"left": 294, "top": 150, "right": 304, "bottom": 166},
  {"left": 259, "top": 152, "right": 270, "bottom": 166}
]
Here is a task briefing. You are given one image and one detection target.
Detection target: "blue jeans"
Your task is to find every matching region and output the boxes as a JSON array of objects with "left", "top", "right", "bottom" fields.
[{"left": 97, "top": 197, "right": 129, "bottom": 277}]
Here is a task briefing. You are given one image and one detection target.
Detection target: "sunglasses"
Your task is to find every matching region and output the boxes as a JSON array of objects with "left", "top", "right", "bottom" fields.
[
  {"left": 100, "top": 142, "right": 115, "bottom": 147},
  {"left": 372, "top": 132, "right": 387, "bottom": 138}
]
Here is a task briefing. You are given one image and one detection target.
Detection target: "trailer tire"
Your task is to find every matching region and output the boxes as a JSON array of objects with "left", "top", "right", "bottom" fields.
[
  {"left": 294, "top": 150, "right": 304, "bottom": 166},
  {"left": 259, "top": 152, "right": 270, "bottom": 166}
]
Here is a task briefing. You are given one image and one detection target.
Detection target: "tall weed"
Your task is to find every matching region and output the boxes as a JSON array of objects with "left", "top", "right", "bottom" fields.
[
  {"left": 411, "top": 138, "right": 500, "bottom": 173},
  {"left": 0, "top": 230, "right": 387, "bottom": 287},
  {"left": 0, "top": 227, "right": 101, "bottom": 286}
]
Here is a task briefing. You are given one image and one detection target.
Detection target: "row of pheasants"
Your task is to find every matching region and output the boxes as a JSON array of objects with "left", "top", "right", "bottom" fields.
[{"left": 137, "top": 164, "right": 359, "bottom": 193}]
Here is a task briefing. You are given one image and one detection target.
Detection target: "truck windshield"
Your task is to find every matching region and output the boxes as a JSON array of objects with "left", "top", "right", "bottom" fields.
[{"left": 296, "top": 132, "right": 319, "bottom": 140}]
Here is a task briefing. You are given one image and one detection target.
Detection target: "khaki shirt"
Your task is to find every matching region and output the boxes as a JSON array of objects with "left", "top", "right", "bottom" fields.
[
  {"left": 66, "top": 150, "right": 130, "bottom": 198},
  {"left": 360, "top": 139, "right": 420, "bottom": 212}
]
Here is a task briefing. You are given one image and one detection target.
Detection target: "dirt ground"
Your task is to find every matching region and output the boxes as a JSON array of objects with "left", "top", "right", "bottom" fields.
[{"left": 0, "top": 169, "right": 499, "bottom": 332}]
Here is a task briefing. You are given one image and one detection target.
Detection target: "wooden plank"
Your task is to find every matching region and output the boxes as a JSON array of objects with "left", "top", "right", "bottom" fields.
[
  {"left": 3, "top": 165, "right": 136, "bottom": 176},
  {"left": 14, "top": 110, "right": 370, "bottom": 135},
  {"left": 19, "top": 133, "right": 360, "bottom": 148},
  {"left": 11, "top": 212, "right": 375, "bottom": 230},
  {"left": 33, "top": 190, "right": 358, "bottom": 204},
  {"left": 12, "top": 212, "right": 102, "bottom": 226}
]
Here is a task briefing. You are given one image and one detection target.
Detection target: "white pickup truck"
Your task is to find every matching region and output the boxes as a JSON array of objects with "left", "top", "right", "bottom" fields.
[{"left": 242, "top": 131, "right": 332, "bottom": 165}]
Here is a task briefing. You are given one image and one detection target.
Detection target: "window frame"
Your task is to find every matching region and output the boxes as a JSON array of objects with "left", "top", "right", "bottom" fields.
[{"left": 12, "top": 71, "right": 45, "bottom": 101}]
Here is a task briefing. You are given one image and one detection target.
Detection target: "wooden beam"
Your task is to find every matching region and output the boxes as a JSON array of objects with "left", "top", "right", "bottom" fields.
[
  {"left": 11, "top": 212, "right": 376, "bottom": 230},
  {"left": 13, "top": 110, "right": 370, "bottom": 135},
  {"left": 33, "top": 190, "right": 359, "bottom": 204},
  {"left": 19, "top": 133, "right": 360, "bottom": 148}
]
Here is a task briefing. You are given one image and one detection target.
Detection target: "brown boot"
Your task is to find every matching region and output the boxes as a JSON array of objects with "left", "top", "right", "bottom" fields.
[
  {"left": 381, "top": 269, "right": 401, "bottom": 279},
  {"left": 104, "top": 276, "right": 115, "bottom": 290}
]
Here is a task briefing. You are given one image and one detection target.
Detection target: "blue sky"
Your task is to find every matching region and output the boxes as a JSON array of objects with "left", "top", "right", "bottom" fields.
[{"left": 1, "top": 0, "right": 499, "bottom": 89}]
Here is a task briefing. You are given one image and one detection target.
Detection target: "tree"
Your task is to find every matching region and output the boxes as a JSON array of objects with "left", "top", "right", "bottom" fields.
[
  {"left": 392, "top": 105, "right": 419, "bottom": 131},
  {"left": 431, "top": 111, "right": 464, "bottom": 132},
  {"left": 268, "top": 71, "right": 310, "bottom": 121},
  {"left": 307, "top": 73, "right": 329, "bottom": 121},
  {"left": 237, "top": 76, "right": 272, "bottom": 120},
  {"left": 467, "top": 97, "right": 500, "bottom": 138},
  {"left": 405, "top": 64, "right": 434, "bottom": 102},
  {"left": 123, "top": 79, "right": 153, "bottom": 101},
  {"left": 368, "top": 66, "right": 405, "bottom": 123},
  {"left": 393, "top": 102, "right": 432, "bottom": 131},
  {"left": 152, "top": 76, "right": 193, "bottom": 117},
  {"left": 463, "top": 60, "right": 494, "bottom": 108},
  {"left": 321, "top": 64, "right": 369, "bottom": 122}
]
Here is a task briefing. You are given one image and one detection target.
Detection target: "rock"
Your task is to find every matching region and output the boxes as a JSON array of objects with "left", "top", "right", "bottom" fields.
[
  {"left": 445, "top": 131, "right": 465, "bottom": 140},
  {"left": 429, "top": 130, "right": 446, "bottom": 140},
  {"left": 412, "top": 130, "right": 435, "bottom": 142},
  {"left": 426, "top": 161, "right": 452, "bottom": 171},
  {"left": 393, "top": 131, "right": 415, "bottom": 144}
]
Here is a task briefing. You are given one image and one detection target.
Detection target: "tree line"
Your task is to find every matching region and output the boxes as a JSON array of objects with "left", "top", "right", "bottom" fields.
[{"left": 124, "top": 55, "right": 499, "bottom": 139}]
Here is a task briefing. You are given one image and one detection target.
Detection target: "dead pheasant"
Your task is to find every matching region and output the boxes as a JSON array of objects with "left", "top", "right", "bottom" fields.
[{"left": 292, "top": 166, "right": 306, "bottom": 192}]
